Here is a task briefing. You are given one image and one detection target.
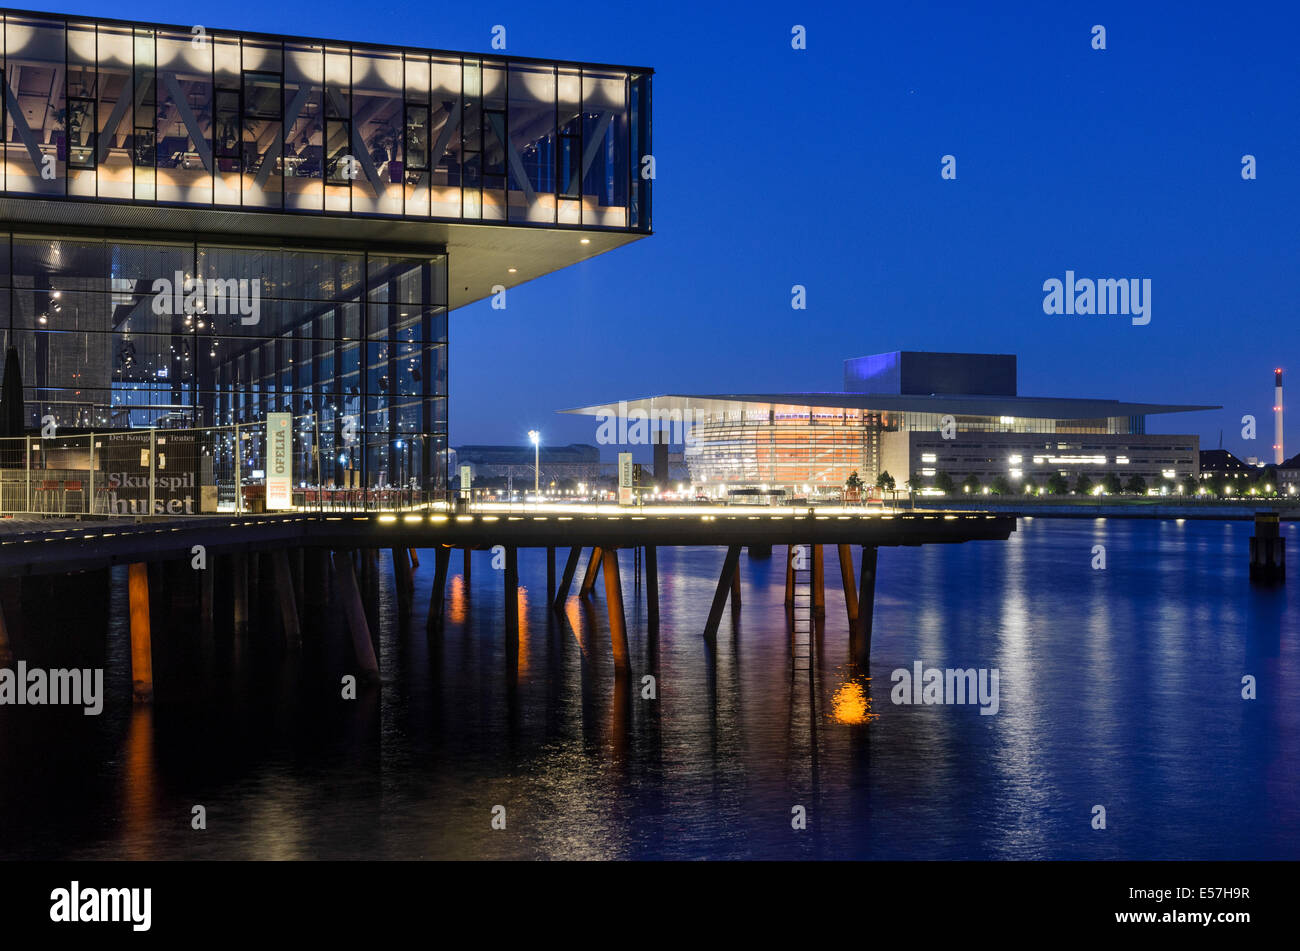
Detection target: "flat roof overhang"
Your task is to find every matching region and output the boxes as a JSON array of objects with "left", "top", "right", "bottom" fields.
[
  {"left": 562, "top": 392, "right": 1222, "bottom": 419},
  {"left": 0, "top": 196, "right": 645, "bottom": 311}
]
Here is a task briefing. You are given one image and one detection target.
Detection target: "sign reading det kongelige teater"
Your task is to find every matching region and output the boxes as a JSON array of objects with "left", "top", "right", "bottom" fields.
[{"left": 266, "top": 413, "right": 293, "bottom": 510}]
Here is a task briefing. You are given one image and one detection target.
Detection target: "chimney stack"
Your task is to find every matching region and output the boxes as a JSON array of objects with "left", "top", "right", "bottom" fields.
[{"left": 1274, "top": 368, "right": 1284, "bottom": 465}]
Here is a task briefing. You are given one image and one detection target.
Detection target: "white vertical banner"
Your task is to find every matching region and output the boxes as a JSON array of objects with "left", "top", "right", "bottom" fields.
[
  {"left": 618, "top": 452, "right": 634, "bottom": 505},
  {"left": 266, "top": 413, "right": 293, "bottom": 510}
]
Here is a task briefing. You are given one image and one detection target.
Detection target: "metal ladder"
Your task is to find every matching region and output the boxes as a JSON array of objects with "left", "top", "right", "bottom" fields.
[{"left": 790, "top": 545, "right": 814, "bottom": 672}]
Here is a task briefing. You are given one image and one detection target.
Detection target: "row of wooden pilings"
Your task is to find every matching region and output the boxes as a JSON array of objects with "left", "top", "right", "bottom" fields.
[{"left": 94, "top": 540, "right": 879, "bottom": 703}]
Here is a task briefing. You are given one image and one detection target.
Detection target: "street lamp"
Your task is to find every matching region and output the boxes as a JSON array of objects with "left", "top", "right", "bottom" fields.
[{"left": 528, "top": 430, "right": 540, "bottom": 496}]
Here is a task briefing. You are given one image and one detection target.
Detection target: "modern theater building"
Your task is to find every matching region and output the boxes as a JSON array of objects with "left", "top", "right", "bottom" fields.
[
  {"left": 0, "top": 7, "right": 651, "bottom": 505},
  {"left": 566, "top": 351, "right": 1216, "bottom": 496}
]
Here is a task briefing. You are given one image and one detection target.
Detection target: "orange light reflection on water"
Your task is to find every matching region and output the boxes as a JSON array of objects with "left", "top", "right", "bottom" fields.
[{"left": 831, "top": 676, "right": 879, "bottom": 725}]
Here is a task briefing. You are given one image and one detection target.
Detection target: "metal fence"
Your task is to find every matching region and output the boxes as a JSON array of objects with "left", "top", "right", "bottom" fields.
[{"left": 0, "top": 416, "right": 436, "bottom": 517}]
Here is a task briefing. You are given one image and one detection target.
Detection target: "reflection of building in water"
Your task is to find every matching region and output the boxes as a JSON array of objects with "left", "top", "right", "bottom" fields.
[{"left": 566, "top": 352, "right": 1217, "bottom": 494}]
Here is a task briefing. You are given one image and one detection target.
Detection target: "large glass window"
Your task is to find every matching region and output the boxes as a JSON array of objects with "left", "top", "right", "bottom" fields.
[{"left": 2, "top": 233, "right": 447, "bottom": 491}]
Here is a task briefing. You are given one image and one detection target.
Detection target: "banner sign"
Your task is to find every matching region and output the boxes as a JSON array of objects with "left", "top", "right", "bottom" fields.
[{"left": 267, "top": 413, "right": 293, "bottom": 510}]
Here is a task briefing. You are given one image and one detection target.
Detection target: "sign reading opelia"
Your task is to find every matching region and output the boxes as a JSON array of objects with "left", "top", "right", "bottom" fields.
[{"left": 267, "top": 413, "right": 293, "bottom": 510}]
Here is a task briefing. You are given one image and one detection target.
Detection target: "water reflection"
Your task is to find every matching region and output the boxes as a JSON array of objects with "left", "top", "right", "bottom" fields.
[{"left": 0, "top": 521, "right": 1296, "bottom": 860}]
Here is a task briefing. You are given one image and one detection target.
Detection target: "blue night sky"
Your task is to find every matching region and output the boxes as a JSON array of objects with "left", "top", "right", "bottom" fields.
[{"left": 54, "top": 0, "right": 1300, "bottom": 460}]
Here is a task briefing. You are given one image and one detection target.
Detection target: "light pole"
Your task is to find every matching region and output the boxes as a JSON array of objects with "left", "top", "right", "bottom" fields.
[{"left": 528, "top": 430, "right": 540, "bottom": 497}]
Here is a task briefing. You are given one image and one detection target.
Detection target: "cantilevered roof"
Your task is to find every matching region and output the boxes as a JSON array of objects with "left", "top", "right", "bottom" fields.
[{"left": 562, "top": 392, "right": 1220, "bottom": 418}]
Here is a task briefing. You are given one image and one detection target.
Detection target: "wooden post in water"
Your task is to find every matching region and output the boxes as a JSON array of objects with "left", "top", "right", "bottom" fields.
[
  {"left": 504, "top": 546, "right": 519, "bottom": 657},
  {"left": 837, "top": 543, "right": 859, "bottom": 631},
  {"left": 854, "top": 545, "right": 879, "bottom": 667},
  {"left": 731, "top": 555, "right": 742, "bottom": 606},
  {"left": 579, "top": 546, "right": 603, "bottom": 597},
  {"left": 333, "top": 550, "right": 379, "bottom": 678},
  {"left": 408, "top": 548, "right": 420, "bottom": 570},
  {"left": 427, "top": 545, "right": 451, "bottom": 633},
  {"left": 463, "top": 547, "right": 472, "bottom": 584},
  {"left": 645, "top": 545, "right": 659, "bottom": 634},
  {"left": 271, "top": 549, "right": 302, "bottom": 648},
  {"left": 602, "top": 548, "right": 630, "bottom": 673},
  {"left": 0, "top": 596, "right": 13, "bottom": 666},
  {"left": 546, "top": 547, "right": 557, "bottom": 604},
  {"left": 812, "top": 544, "right": 826, "bottom": 616},
  {"left": 128, "top": 562, "right": 154, "bottom": 702},
  {"left": 704, "top": 545, "right": 742, "bottom": 642},
  {"left": 232, "top": 552, "right": 249, "bottom": 637},
  {"left": 553, "top": 546, "right": 582, "bottom": 612},
  {"left": 785, "top": 544, "right": 796, "bottom": 607},
  {"left": 392, "top": 547, "right": 414, "bottom": 617}
]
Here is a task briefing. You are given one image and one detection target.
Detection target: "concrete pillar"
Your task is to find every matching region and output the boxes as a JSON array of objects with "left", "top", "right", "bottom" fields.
[
  {"left": 602, "top": 548, "right": 630, "bottom": 673},
  {"left": 128, "top": 562, "right": 154, "bottom": 702}
]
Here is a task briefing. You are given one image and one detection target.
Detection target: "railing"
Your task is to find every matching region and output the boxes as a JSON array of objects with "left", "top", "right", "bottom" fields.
[{"left": 0, "top": 417, "right": 445, "bottom": 518}]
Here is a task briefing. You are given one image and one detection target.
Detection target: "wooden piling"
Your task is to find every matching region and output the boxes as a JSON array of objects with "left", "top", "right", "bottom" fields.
[
  {"left": 392, "top": 547, "right": 414, "bottom": 617},
  {"left": 785, "top": 544, "right": 796, "bottom": 607},
  {"left": 602, "top": 548, "right": 630, "bottom": 673},
  {"left": 704, "top": 545, "right": 742, "bottom": 642},
  {"left": 645, "top": 545, "right": 659, "bottom": 634},
  {"left": 504, "top": 546, "right": 520, "bottom": 657},
  {"left": 271, "top": 549, "right": 302, "bottom": 648},
  {"left": 232, "top": 552, "right": 249, "bottom": 637},
  {"left": 854, "top": 545, "right": 879, "bottom": 667},
  {"left": 128, "top": 562, "right": 154, "bottom": 702},
  {"left": 553, "top": 546, "right": 582, "bottom": 612},
  {"left": 463, "top": 546, "right": 472, "bottom": 583},
  {"left": 0, "top": 595, "right": 12, "bottom": 666},
  {"left": 332, "top": 550, "right": 379, "bottom": 678},
  {"left": 837, "top": 543, "right": 859, "bottom": 630},
  {"left": 546, "top": 547, "right": 557, "bottom": 603},
  {"left": 812, "top": 544, "right": 825, "bottom": 616},
  {"left": 408, "top": 548, "right": 420, "bottom": 570},
  {"left": 579, "top": 546, "right": 603, "bottom": 597},
  {"left": 427, "top": 545, "right": 451, "bottom": 633},
  {"left": 731, "top": 558, "right": 742, "bottom": 606}
]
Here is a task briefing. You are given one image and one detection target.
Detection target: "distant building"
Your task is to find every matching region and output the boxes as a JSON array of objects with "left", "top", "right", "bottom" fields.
[
  {"left": 1274, "top": 452, "right": 1300, "bottom": 495},
  {"left": 1198, "top": 449, "right": 1254, "bottom": 481},
  {"left": 454, "top": 444, "right": 601, "bottom": 485},
  {"left": 564, "top": 351, "right": 1217, "bottom": 494}
]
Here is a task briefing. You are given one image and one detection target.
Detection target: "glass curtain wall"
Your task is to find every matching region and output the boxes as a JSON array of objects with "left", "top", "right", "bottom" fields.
[
  {"left": 0, "top": 232, "right": 448, "bottom": 491},
  {"left": 0, "top": 11, "right": 650, "bottom": 231}
]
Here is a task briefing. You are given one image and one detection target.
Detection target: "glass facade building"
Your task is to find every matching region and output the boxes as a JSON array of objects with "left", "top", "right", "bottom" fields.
[
  {"left": 0, "top": 9, "right": 651, "bottom": 227},
  {"left": 0, "top": 9, "right": 653, "bottom": 498}
]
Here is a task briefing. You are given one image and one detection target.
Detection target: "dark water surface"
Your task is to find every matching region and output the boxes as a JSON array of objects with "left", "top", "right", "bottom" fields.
[{"left": 1, "top": 517, "right": 1296, "bottom": 860}]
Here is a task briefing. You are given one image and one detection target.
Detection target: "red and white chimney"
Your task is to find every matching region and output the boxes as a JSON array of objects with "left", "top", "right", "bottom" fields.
[{"left": 1274, "top": 368, "right": 1284, "bottom": 465}]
